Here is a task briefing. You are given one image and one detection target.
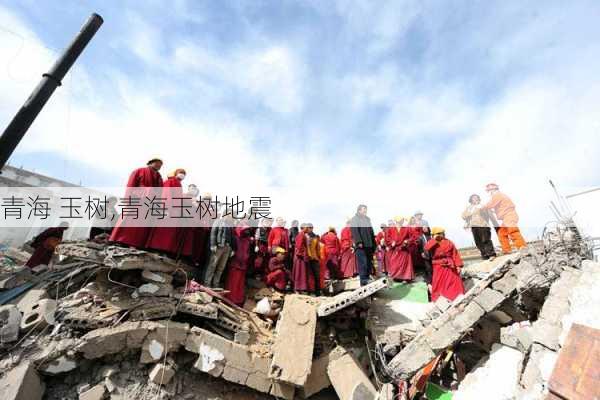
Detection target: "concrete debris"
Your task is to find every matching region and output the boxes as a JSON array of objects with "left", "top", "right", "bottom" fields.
[
  {"left": 149, "top": 363, "right": 176, "bottom": 385},
  {"left": 327, "top": 347, "right": 377, "bottom": 400},
  {"left": 137, "top": 282, "right": 174, "bottom": 297},
  {"left": 78, "top": 383, "right": 106, "bottom": 400},
  {"left": 16, "top": 289, "right": 48, "bottom": 314},
  {"left": 269, "top": 294, "right": 317, "bottom": 387},
  {"left": 39, "top": 356, "right": 78, "bottom": 375},
  {"left": 20, "top": 299, "right": 56, "bottom": 332},
  {"left": 141, "top": 269, "right": 173, "bottom": 284},
  {"left": 300, "top": 352, "right": 332, "bottom": 398},
  {"left": 0, "top": 304, "right": 22, "bottom": 343},
  {"left": 318, "top": 277, "right": 388, "bottom": 317},
  {"left": 0, "top": 267, "right": 33, "bottom": 289},
  {"left": 0, "top": 362, "right": 45, "bottom": 400}
]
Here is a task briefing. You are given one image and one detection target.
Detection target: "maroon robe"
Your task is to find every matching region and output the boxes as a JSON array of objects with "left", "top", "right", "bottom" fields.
[
  {"left": 385, "top": 226, "right": 414, "bottom": 281},
  {"left": 266, "top": 256, "right": 289, "bottom": 291},
  {"left": 225, "top": 224, "right": 252, "bottom": 306},
  {"left": 25, "top": 227, "right": 67, "bottom": 268},
  {"left": 145, "top": 176, "right": 184, "bottom": 255},
  {"left": 339, "top": 226, "right": 357, "bottom": 278},
  {"left": 268, "top": 227, "right": 289, "bottom": 252},
  {"left": 110, "top": 166, "right": 163, "bottom": 248},
  {"left": 321, "top": 231, "right": 341, "bottom": 279},
  {"left": 292, "top": 231, "right": 310, "bottom": 291},
  {"left": 424, "top": 238, "right": 465, "bottom": 301}
]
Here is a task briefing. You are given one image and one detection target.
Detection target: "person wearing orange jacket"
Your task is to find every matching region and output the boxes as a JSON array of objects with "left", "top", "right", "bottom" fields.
[{"left": 483, "top": 183, "right": 526, "bottom": 254}]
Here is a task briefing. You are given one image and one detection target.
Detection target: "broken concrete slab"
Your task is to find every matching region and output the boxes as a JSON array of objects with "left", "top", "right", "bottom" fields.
[
  {"left": 77, "top": 321, "right": 152, "bottom": 359},
  {"left": 79, "top": 383, "right": 106, "bottom": 400},
  {"left": 39, "top": 355, "right": 78, "bottom": 375},
  {"left": 137, "top": 282, "right": 173, "bottom": 297},
  {"left": 149, "top": 363, "right": 176, "bottom": 385},
  {"left": 270, "top": 381, "right": 295, "bottom": 400},
  {"left": 141, "top": 269, "right": 173, "bottom": 284},
  {"left": 269, "top": 295, "right": 317, "bottom": 387},
  {"left": 318, "top": 277, "right": 388, "bottom": 317},
  {"left": 472, "top": 287, "right": 506, "bottom": 312},
  {"left": 16, "top": 289, "right": 48, "bottom": 314},
  {"left": 0, "top": 304, "right": 22, "bottom": 343},
  {"left": 178, "top": 301, "right": 218, "bottom": 319},
  {"left": 300, "top": 352, "right": 332, "bottom": 398},
  {"left": 500, "top": 322, "right": 532, "bottom": 353},
  {"left": 0, "top": 362, "right": 45, "bottom": 400},
  {"left": 139, "top": 321, "right": 189, "bottom": 363},
  {"left": 327, "top": 347, "right": 376, "bottom": 400},
  {"left": 20, "top": 298, "right": 56, "bottom": 332}
]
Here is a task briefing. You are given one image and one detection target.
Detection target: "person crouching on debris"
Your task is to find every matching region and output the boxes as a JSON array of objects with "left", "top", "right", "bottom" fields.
[
  {"left": 483, "top": 183, "right": 526, "bottom": 254},
  {"left": 424, "top": 227, "right": 465, "bottom": 302},
  {"left": 462, "top": 194, "right": 497, "bottom": 260},
  {"left": 26, "top": 222, "right": 69, "bottom": 268},
  {"left": 266, "top": 247, "right": 289, "bottom": 291}
]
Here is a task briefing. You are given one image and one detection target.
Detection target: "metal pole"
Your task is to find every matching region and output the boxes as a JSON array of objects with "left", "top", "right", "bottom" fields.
[
  {"left": 565, "top": 187, "right": 600, "bottom": 199},
  {"left": 0, "top": 13, "right": 103, "bottom": 171}
]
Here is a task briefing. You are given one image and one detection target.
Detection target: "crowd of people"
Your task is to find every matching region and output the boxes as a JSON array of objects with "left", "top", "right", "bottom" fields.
[{"left": 25, "top": 157, "right": 528, "bottom": 307}]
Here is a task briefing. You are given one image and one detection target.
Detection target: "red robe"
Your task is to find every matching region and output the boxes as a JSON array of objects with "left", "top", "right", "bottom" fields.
[
  {"left": 268, "top": 227, "right": 290, "bottom": 252},
  {"left": 424, "top": 238, "right": 465, "bottom": 301},
  {"left": 292, "top": 232, "right": 310, "bottom": 291},
  {"left": 266, "top": 256, "right": 288, "bottom": 291},
  {"left": 409, "top": 226, "right": 425, "bottom": 268},
  {"left": 110, "top": 166, "right": 163, "bottom": 248},
  {"left": 145, "top": 176, "right": 187, "bottom": 255},
  {"left": 385, "top": 226, "right": 414, "bottom": 281},
  {"left": 375, "top": 230, "right": 386, "bottom": 274},
  {"left": 339, "top": 227, "right": 357, "bottom": 278},
  {"left": 225, "top": 225, "right": 252, "bottom": 305},
  {"left": 26, "top": 227, "right": 67, "bottom": 267},
  {"left": 321, "top": 231, "right": 341, "bottom": 279}
]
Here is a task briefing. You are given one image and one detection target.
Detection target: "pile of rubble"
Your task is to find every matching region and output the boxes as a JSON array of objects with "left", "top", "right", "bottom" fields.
[{"left": 0, "top": 228, "right": 598, "bottom": 400}]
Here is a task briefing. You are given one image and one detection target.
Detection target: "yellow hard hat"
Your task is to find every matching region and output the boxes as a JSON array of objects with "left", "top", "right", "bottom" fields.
[
  {"left": 274, "top": 247, "right": 286, "bottom": 254},
  {"left": 431, "top": 227, "right": 445, "bottom": 235}
]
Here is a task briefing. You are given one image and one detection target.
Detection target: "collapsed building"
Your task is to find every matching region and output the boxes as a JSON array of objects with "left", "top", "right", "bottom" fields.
[{"left": 0, "top": 221, "right": 598, "bottom": 400}]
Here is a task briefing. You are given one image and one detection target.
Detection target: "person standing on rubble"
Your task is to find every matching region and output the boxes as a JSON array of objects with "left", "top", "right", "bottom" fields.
[
  {"left": 110, "top": 157, "right": 164, "bottom": 248},
  {"left": 268, "top": 217, "right": 289, "bottom": 254},
  {"left": 225, "top": 220, "right": 253, "bottom": 305},
  {"left": 204, "top": 210, "right": 236, "bottom": 288},
  {"left": 375, "top": 223, "right": 387, "bottom": 275},
  {"left": 350, "top": 204, "right": 376, "bottom": 286},
  {"left": 339, "top": 217, "right": 358, "bottom": 278},
  {"left": 483, "top": 183, "right": 527, "bottom": 254},
  {"left": 385, "top": 216, "right": 415, "bottom": 282},
  {"left": 424, "top": 227, "right": 465, "bottom": 301},
  {"left": 253, "top": 218, "right": 272, "bottom": 277},
  {"left": 26, "top": 222, "right": 69, "bottom": 268},
  {"left": 321, "top": 227, "right": 341, "bottom": 280},
  {"left": 305, "top": 223, "right": 322, "bottom": 295},
  {"left": 462, "top": 194, "right": 497, "bottom": 260},
  {"left": 145, "top": 168, "right": 188, "bottom": 257}
]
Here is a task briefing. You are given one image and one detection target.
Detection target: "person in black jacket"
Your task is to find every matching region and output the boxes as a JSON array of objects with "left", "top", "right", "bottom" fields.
[{"left": 350, "top": 204, "right": 376, "bottom": 286}]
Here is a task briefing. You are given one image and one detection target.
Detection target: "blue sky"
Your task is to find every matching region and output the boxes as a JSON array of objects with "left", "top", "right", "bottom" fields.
[{"left": 1, "top": 1, "right": 599, "bottom": 243}]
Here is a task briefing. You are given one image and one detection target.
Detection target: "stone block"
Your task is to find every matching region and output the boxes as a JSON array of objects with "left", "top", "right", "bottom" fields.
[
  {"left": 388, "top": 337, "right": 436, "bottom": 379},
  {"left": 222, "top": 364, "right": 249, "bottom": 385},
  {"left": 149, "top": 364, "right": 175, "bottom": 385},
  {"left": 78, "top": 321, "right": 151, "bottom": 359},
  {"left": 473, "top": 288, "right": 506, "bottom": 312},
  {"left": 0, "top": 362, "right": 44, "bottom": 400},
  {"left": 246, "top": 371, "right": 272, "bottom": 393},
  {"left": 500, "top": 325, "right": 532, "bottom": 353},
  {"left": 138, "top": 283, "right": 173, "bottom": 297},
  {"left": 491, "top": 273, "right": 518, "bottom": 296},
  {"left": 0, "top": 305, "right": 22, "bottom": 343},
  {"left": 300, "top": 352, "right": 332, "bottom": 398},
  {"left": 20, "top": 299, "right": 56, "bottom": 332},
  {"left": 270, "top": 381, "right": 295, "bottom": 400},
  {"left": 531, "top": 320, "right": 561, "bottom": 351},
  {"left": 139, "top": 321, "right": 189, "bottom": 363},
  {"left": 425, "top": 322, "right": 462, "bottom": 351},
  {"left": 269, "top": 295, "right": 317, "bottom": 386},
  {"left": 16, "top": 289, "right": 48, "bottom": 314},
  {"left": 327, "top": 348, "right": 376, "bottom": 400},
  {"left": 79, "top": 384, "right": 106, "bottom": 400},
  {"left": 450, "top": 302, "right": 485, "bottom": 333}
]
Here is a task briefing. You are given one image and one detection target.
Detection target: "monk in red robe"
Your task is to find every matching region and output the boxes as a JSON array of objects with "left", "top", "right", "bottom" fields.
[
  {"left": 253, "top": 218, "right": 272, "bottom": 277},
  {"left": 424, "top": 227, "right": 465, "bottom": 302},
  {"left": 110, "top": 158, "right": 163, "bottom": 248},
  {"left": 225, "top": 222, "right": 253, "bottom": 305},
  {"left": 321, "top": 227, "right": 341, "bottom": 280},
  {"left": 145, "top": 168, "right": 188, "bottom": 256},
  {"left": 385, "top": 216, "right": 415, "bottom": 281},
  {"left": 26, "top": 222, "right": 69, "bottom": 268},
  {"left": 191, "top": 192, "right": 214, "bottom": 270},
  {"left": 339, "top": 219, "right": 358, "bottom": 278},
  {"left": 375, "top": 223, "right": 387, "bottom": 275},
  {"left": 292, "top": 224, "right": 311, "bottom": 292},
  {"left": 268, "top": 217, "right": 289, "bottom": 253},
  {"left": 266, "top": 247, "right": 289, "bottom": 291}
]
